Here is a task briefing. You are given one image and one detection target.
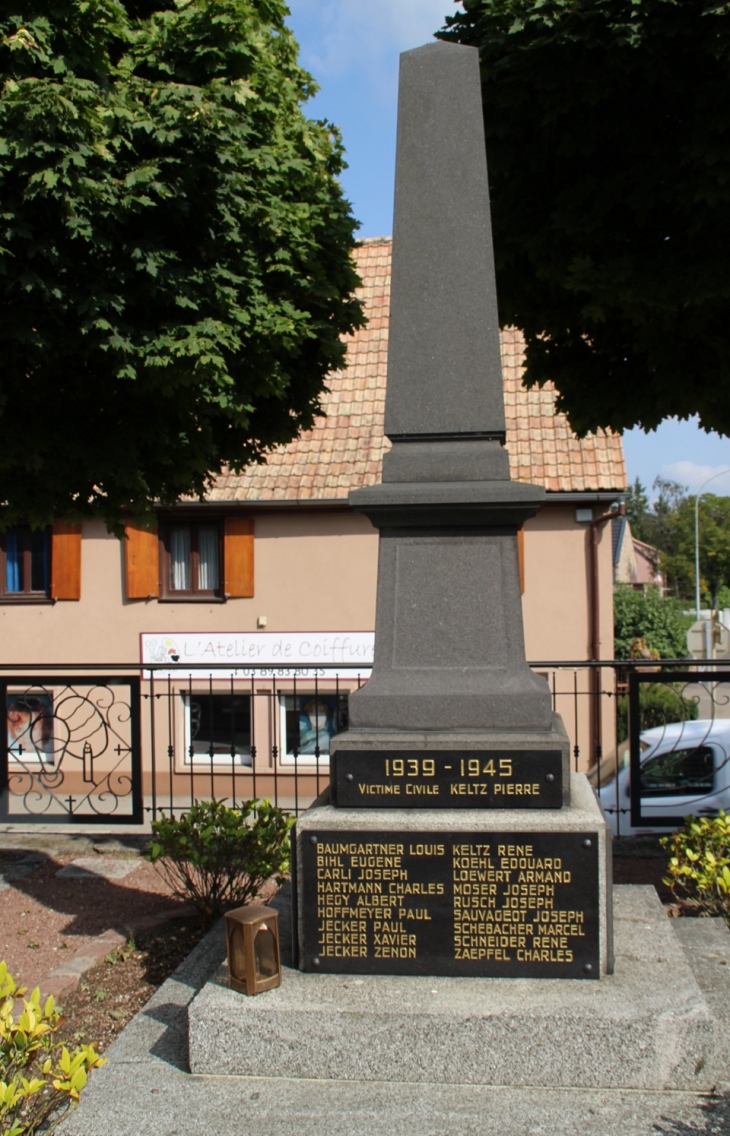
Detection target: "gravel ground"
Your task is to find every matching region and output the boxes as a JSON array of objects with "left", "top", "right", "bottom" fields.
[
  {"left": 55, "top": 919, "right": 209, "bottom": 1052},
  {"left": 0, "top": 833, "right": 280, "bottom": 1054},
  {"left": 0, "top": 845, "right": 188, "bottom": 993}
]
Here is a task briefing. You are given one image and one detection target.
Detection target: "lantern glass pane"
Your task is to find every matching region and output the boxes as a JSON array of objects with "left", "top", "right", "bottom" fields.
[
  {"left": 253, "top": 926, "right": 277, "bottom": 980},
  {"left": 228, "top": 925, "right": 247, "bottom": 982}
]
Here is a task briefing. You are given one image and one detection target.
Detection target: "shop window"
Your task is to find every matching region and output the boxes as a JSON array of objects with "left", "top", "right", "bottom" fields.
[
  {"left": 7, "top": 691, "right": 55, "bottom": 765},
  {"left": 183, "top": 692, "right": 252, "bottom": 765},
  {"left": 279, "top": 693, "right": 349, "bottom": 763}
]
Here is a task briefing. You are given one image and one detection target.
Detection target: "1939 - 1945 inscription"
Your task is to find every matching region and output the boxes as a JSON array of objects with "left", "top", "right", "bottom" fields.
[
  {"left": 331, "top": 750, "right": 563, "bottom": 808},
  {"left": 301, "top": 830, "right": 599, "bottom": 978}
]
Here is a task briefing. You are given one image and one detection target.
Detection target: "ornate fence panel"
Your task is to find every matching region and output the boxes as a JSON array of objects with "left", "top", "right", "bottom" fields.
[{"left": 0, "top": 677, "right": 142, "bottom": 824}]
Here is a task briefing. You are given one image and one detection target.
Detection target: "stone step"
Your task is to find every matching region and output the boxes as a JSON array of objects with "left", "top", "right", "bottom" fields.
[{"left": 188, "top": 885, "right": 717, "bottom": 1091}]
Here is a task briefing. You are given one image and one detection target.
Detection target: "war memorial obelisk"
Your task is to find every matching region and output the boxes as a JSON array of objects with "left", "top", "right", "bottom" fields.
[
  {"left": 294, "top": 40, "right": 613, "bottom": 980},
  {"left": 188, "top": 43, "right": 727, "bottom": 1099}
]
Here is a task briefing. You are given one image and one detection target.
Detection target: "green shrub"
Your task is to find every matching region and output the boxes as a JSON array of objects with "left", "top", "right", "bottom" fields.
[
  {"left": 614, "top": 585, "right": 691, "bottom": 660},
  {"left": 661, "top": 812, "right": 730, "bottom": 922},
  {"left": 148, "top": 798, "right": 294, "bottom": 925},
  {"left": 616, "top": 682, "right": 699, "bottom": 743},
  {"left": 0, "top": 961, "right": 105, "bottom": 1136}
]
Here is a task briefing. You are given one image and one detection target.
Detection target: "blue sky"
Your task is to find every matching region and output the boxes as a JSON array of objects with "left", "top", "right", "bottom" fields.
[{"left": 285, "top": 1, "right": 730, "bottom": 500}]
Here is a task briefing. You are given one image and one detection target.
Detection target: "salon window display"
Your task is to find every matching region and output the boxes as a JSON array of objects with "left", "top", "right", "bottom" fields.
[
  {"left": 281, "top": 694, "right": 349, "bottom": 759},
  {"left": 7, "top": 693, "right": 54, "bottom": 764}
]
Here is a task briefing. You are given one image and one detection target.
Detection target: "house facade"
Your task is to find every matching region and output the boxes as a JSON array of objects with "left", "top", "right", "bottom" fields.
[{"left": 0, "top": 239, "right": 627, "bottom": 825}]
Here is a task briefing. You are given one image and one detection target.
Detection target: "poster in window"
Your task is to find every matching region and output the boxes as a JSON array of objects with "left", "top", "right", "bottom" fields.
[
  {"left": 7, "top": 693, "right": 54, "bottom": 764},
  {"left": 285, "top": 694, "right": 348, "bottom": 756}
]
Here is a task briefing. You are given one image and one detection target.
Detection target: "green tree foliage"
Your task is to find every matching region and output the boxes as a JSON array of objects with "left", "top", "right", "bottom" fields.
[
  {"left": 661, "top": 493, "right": 730, "bottom": 605},
  {"left": 621, "top": 481, "right": 730, "bottom": 603},
  {"left": 613, "top": 584, "right": 690, "bottom": 659},
  {"left": 438, "top": 0, "right": 730, "bottom": 438},
  {"left": 625, "top": 477, "right": 650, "bottom": 541},
  {"left": 0, "top": 2, "right": 364, "bottom": 532},
  {"left": 629, "top": 477, "right": 687, "bottom": 555}
]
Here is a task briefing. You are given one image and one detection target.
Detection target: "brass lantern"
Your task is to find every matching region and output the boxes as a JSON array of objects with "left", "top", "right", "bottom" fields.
[{"left": 224, "top": 904, "right": 281, "bottom": 995}]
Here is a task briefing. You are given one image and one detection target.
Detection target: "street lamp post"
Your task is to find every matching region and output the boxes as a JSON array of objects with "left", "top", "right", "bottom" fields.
[{"left": 694, "top": 469, "right": 730, "bottom": 658}]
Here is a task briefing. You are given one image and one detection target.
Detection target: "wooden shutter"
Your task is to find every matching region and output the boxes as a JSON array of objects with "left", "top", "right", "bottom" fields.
[
  {"left": 124, "top": 522, "right": 159, "bottom": 600},
  {"left": 51, "top": 524, "right": 82, "bottom": 601},
  {"left": 224, "top": 517, "right": 254, "bottom": 597},
  {"left": 518, "top": 528, "right": 525, "bottom": 595}
]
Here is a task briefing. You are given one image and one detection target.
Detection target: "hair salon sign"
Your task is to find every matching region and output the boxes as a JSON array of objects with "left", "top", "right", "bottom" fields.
[{"left": 140, "top": 632, "right": 374, "bottom": 679}]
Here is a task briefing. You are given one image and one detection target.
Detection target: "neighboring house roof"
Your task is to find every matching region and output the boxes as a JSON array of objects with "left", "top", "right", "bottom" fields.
[
  {"left": 209, "top": 237, "right": 627, "bottom": 504},
  {"left": 612, "top": 515, "right": 626, "bottom": 569},
  {"left": 633, "top": 538, "right": 663, "bottom": 587},
  {"left": 613, "top": 518, "right": 664, "bottom": 588}
]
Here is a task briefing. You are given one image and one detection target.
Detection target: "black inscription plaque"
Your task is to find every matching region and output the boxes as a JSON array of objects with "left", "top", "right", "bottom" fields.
[
  {"left": 331, "top": 750, "right": 563, "bottom": 809},
  {"left": 301, "top": 829, "right": 599, "bottom": 978}
]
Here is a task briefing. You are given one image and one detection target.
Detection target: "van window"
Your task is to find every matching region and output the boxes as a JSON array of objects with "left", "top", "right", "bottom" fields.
[{"left": 640, "top": 745, "right": 714, "bottom": 797}]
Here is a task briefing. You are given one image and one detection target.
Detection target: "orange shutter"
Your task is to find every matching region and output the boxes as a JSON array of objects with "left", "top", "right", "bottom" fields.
[
  {"left": 518, "top": 528, "right": 525, "bottom": 595},
  {"left": 124, "top": 523, "right": 159, "bottom": 599},
  {"left": 224, "top": 517, "right": 254, "bottom": 597},
  {"left": 51, "top": 524, "right": 82, "bottom": 601}
]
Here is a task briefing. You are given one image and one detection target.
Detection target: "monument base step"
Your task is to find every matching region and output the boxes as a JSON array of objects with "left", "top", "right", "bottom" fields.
[{"left": 188, "top": 885, "right": 726, "bottom": 1092}]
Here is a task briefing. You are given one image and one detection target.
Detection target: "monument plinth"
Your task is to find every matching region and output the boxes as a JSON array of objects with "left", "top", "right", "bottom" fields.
[{"left": 294, "top": 40, "right": 612, "bottom": 978}]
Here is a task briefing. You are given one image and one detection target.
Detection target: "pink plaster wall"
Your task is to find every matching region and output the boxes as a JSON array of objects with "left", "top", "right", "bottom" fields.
[
  {"left": 0, "top": 503, "right": 615, "bottom": 772},
  {"left": 0, "top": 511, "right": 379, "bottom": 664}
]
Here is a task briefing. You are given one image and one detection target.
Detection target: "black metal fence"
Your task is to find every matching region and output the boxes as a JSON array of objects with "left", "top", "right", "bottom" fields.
[{"left": 0, "top": 659, "right": 727, "bottom": 831}]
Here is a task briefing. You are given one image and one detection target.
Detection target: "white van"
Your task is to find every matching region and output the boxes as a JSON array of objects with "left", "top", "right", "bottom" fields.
[{"left": 596, "top": 719, "right": 730, "bottom": 837}]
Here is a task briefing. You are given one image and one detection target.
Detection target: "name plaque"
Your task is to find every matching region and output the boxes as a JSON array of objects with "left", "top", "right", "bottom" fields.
[
  {"left": 331, "top": 750, "right": 563, "bottom": 809},
  {"left": 301, "top": 829, "right": 599, "bottom": 978}
]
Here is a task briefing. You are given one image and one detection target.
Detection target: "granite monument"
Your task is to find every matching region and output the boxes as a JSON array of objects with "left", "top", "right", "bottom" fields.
[{"left": 294, "top": 40, "right": 612, "bottom": 979}]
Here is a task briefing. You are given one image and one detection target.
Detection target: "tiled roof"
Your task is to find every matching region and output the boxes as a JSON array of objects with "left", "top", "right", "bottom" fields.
[{"left": 208, "top": 238, "right": 627, "bottom": 502}]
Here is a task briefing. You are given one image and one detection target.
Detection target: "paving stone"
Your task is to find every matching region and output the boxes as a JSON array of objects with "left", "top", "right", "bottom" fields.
[{"left": 56, "top": 857, "right": 140, "bottom": 881}]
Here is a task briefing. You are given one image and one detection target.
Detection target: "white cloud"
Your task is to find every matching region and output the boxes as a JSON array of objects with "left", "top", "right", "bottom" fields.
[
  {"left": 661, "top": 461, "right": 730, "bottom": 494},
  {"left": 287, "top": 0, "right": 456, "bottom": 88}
]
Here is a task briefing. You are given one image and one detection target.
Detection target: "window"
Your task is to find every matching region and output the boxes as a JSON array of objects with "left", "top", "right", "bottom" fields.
[
  {"left": 125, "top": 516, "right": 253, "bottom": 601},
  {"left": 161, "top": 522, "right": 221, "bottom": 598},
  {"left": 1, "top": 526, "right": 50, "bottom": 598},
  {"left": 640, "top": 745, "right": 715, "bottom": 797},
  {"left": 7, "top": 692, "right": 55, "bottom": 765},
  {"left": 280, "top": 693, "right": 349, "bottom": 762},
  {"left": 183, "top": 692, "right": 252, "bottom": 765}
]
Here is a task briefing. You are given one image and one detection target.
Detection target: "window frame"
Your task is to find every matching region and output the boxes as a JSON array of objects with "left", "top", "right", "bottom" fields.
[
  {"left": 277, "top": 691, "right": 350, "bottom": 766},
  {"left": 180, "top": 689, "right": 253, "bottom": 767},
  {"left": 158, "top": 516, "right": 224, "bottom": 602},
  {"left": 0, "top": 525, "right": 52, "bottom": 603}
]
